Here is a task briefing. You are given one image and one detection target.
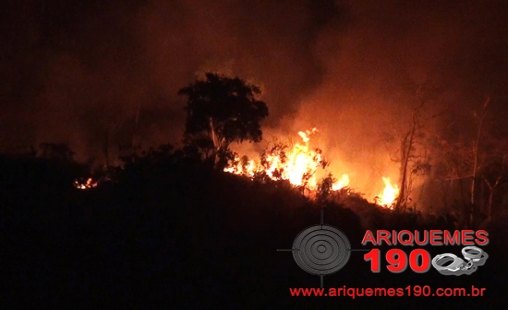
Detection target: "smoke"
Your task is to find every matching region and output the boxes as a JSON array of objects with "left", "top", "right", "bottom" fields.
[
  {"left": 1, "top": 0, "right": 334, "bottom": 162},
  {"left": 269, "top": 1, "right": 508, "bottom": 198},
  {"left": 1, "top": 1, "right": 507, "bottom": 198}
]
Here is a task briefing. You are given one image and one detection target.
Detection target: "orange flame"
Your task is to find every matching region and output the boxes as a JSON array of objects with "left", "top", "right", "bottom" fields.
[
  {"left": 224, "top": 128, "right": 399, "bottom": 206},
  {"left": 332, "top": 174, "right": 350, "bottom": 191},
  {"left": 224, "top": 128, "right": 328, "bottom": 190},
  {"left": 376, "top": 177, "right": 399, "bottom": 208}
]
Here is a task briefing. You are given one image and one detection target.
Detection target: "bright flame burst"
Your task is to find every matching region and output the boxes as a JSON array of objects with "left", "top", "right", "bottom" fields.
[
  {"left": 332, "top": 174, "right": 350, "bottom": 191},
  {"left": 376, "top": 177, "right": 400, "bottom": 208},
  {"left": 73, "top": 177, "right": 98, "bottom": 190}
]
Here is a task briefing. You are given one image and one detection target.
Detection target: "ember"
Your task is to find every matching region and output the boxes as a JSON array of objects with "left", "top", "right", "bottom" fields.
[{"left": 73, "top": 177, "right": 98, "bottom": 190}]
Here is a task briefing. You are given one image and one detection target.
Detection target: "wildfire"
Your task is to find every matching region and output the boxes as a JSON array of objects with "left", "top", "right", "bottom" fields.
[
  {"left": 224, "top": 128, "right": 400, "bottom": 208},
  {"left": 279, "top": 128, "right": 323, "bottom": 189},
  {"left": 332, "top": 174, "right": 350, "bottom": 191},
  {"left": 73, "top": 177, "right": 98, "bottom": 190},
  {"left": 223, "top": 158, "right": 257, "bottom": 177},
  {"left": 376, "top": 177, "right": 400, "bottom": 208},
  {"left": 224, "top": 128, "right": 347, "bottom": 191}
]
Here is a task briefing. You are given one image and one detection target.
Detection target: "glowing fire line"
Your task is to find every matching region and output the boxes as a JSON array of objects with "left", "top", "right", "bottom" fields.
[
  {"left": 224, "top": 128, "right": 347, "bottom": 191},
  {"left": 224, "top": 128, "right": 400, "bottom": 208}
]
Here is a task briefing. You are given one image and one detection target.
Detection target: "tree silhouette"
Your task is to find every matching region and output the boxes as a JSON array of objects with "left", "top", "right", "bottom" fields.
[{"left": 179, "top": 73, "right": 268, "bottom": 166}]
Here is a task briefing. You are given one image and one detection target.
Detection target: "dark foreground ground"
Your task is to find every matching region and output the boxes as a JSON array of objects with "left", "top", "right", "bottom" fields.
[{"left": 2, "top": 153, "right": 507, "bottom": 308}]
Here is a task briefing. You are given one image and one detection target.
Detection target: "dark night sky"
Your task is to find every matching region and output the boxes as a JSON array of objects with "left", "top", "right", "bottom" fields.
[{"left": 1, "top": 0, "right": 507, "bottom": 167}]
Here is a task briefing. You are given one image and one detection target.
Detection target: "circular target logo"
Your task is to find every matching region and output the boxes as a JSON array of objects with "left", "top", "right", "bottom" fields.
[{"left": 292, "top": 225, "right": 351, "bottom": 275}]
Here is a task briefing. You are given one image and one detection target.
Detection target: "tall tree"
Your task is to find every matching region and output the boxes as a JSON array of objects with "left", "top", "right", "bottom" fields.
[{"left": 179, "top": 73, "right": 268, "bottom": 166}]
